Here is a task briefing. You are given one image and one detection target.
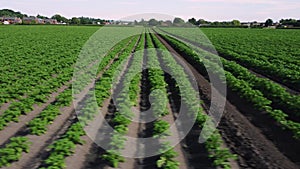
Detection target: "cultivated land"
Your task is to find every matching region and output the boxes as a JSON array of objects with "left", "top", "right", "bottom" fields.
[{"left": 0, "top": 25, "right": 299, "bottom": 169}]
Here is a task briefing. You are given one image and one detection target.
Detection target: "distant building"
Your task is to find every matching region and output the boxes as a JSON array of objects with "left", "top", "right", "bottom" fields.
[
  {"left": 241, "top": 22, "right": 251, "bottom": 27},
  {"left": 199, "top": 24, "right": 210, "bottom": 27},
  {"left": 22, "top": 17, "right": 38, "bottom": 24},
  {"left": 266, "top": 26, "right": 276, "bottom": 29},
  {"left": 1, "top": 17, "right": 22, "bottom": 24},
  {"left": 36, "top": 18, "right": 45, "bottom": 24},
  {"left": 44, "top": 19, "right": 58, "bottom": 24},
  {"left": 283, "top": 25, "right": 294, "bottom": 28},
  {"left": 251, "top": 22, "right": 265, "bottom": 27}
]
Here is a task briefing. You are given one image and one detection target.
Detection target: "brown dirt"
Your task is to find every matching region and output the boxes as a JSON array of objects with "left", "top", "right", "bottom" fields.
[
  {"left": 0, "top": 101, "right": 13, "bottom": 115},
  {"left": 162, "top": 104, "right": 189, "bottom": 169},
  {"left": 154, "top": 32, "right": 299, "bottom": 169}
]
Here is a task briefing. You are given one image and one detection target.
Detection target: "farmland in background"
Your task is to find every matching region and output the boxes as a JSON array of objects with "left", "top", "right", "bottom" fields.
[{"left": 0, "top": 25, "right": 299, "bottom": 169}]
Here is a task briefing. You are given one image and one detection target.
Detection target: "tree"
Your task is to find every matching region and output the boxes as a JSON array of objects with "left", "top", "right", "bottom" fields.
[
  {"left": 0, "top": 9, "right": 26, "bottom": 18},
  {"left": 173, "top": 17, "right": 185, "bottom": 26},
  {"left": 51, "top": 14, "right": 68, "bottom": 23},
  {"left": 149, "top": 18, "right": 159, "bottom": 26},
  {"left": 265, "top": 18, "right": 273, "bottom": 27},
  {"left": 188, "top": 18, "right": 197, "bottom": 25},
  {"left": 37, "top": 14, "right": 48, "bottom": 19},
  {"left": 232, "top": 20, "right": 241, "bottom": 26},
  {"left": 138, "top": 19, "right": 147, "bottom": 26},
  {"left": 70, "top": 17, "right": 80, "bottom": 25},
  {"left": 196, "top": 19, "right": 209, "bottom": 25}
]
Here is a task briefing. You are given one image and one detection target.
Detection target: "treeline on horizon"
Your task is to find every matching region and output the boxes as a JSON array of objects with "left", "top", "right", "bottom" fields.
[
  {"left": 0, "top": 9, "right": 110, "bottom": 25},
  {"left": 1, "top": 8, "right": 300, "bottom": 28}
]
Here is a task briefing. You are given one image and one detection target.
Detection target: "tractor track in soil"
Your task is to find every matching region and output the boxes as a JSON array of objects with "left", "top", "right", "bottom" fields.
[{"left": 153, "top": 32, "right": 299, "bottom": 169}]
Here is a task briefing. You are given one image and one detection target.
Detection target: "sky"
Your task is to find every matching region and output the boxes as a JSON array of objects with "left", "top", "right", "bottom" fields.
[{"left": 1, "top": 0, "right": 299, "bottom": 22}]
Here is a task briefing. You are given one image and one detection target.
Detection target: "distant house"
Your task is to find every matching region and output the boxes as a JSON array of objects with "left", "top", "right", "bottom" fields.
[
  {"left": 266, "top": 26, "right": 277, "bottom": 29},
  {"left": 241, "top": 22, "right": 251, "bottom": 27},
  {"left": 283, "top": 25, "right": 294, "bottom": 28},
  {"left": 252, "top": 22, "right": 265, "bottom": 27},
  {"left": 36, "top": 18, "right": 45, "bottom": 24},
  {"left": 22, "top": 17, "right": 39, "bottom": 24},
  {"left": 44, "top": 19, "right": 58, "bottom": 24},
  {"left": 199, "top": 23, "right": 210, "bottom": 27},
  {"left": 1, "top": 17, "right": 22, "bottom": 24}
]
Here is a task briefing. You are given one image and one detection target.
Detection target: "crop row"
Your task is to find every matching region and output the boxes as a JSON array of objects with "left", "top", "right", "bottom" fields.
[
  {"left": 146, "top": 32, "right": 181, "bottom": 169},
  {"left": 0, "top": 34, "right": 139, "bottom": 168},
  {"left": 159, "top": 28, "right": 300, "bottom": 90},
  {"left": 101, "top": 32, "right": 145, "bottom": 167},
  {"left": 157, "top": 28, "right": 300, "bottom": 120},
  {"left": 158, "top": 33, "right": 300, "bottom": 139},
  {"left": 40, "top": 34, "right": 142, "bottom": 169},
  {"left": 157, "top": 28, "right": 300, "bottom": 118},
  {"left": 150, "top": 32, "right": 237, "bottom": 169},
  {"left": 0, "top": 26, "right": 99, "bottom": 105},
  {"left": 0, "top": 137, "right": 31, "bottom": 167}
]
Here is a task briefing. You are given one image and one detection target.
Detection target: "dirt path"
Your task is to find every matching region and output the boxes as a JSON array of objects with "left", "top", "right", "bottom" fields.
[
  {"left": 154, "top": 32, "right": 299, "bottom": 169},
  {"left": 0, "top": 101, "right": 13, "bottom": 115}
]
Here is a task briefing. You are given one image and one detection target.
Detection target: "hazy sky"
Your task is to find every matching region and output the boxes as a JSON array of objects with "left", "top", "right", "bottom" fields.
[{"left": 1, "top": 0, "right": 299, "bottom": 22}]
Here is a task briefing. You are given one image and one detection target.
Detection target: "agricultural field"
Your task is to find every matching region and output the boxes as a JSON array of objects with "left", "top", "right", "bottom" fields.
[{"left": 0, "top": 25, "right": 300, "bottom": 169}]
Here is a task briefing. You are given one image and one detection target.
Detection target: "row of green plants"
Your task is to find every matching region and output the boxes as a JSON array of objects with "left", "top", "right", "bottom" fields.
[
  {"left": 27, "top": 88, "right": 72, "bottom": 135},
  {"left": 0, "top": 26, "right": 98, "bottom": 105},
  {"left": 146, "top": 32, "right": 180, "bottom": 169},
  {"left": 72, "top": 33, "right": 138, "bottom": 96},
  {"left": 0, "top": 70, "right": 73, "bottom": 130},
  {"left": 0, "top": 33, "right": 140, "bottom": 169},
  {"left": 158, "top": 27, "right": 300, "bottom": 91},
  {"left": 150, "top": 32, "right": 237, "bottom": 169},
  {"left": 38, "top": 34, "right": 142, "bottom": 169},
  {"left": 0, "top": 87, "right": 75, "bottom": 167},
  {"left": 40, "top": 123, "right": 85, "bottom": 169},
  {"left": 0, "top": 137, "right": 31, "bottom": 167},
  {"left": 217, "top": 47, "right": 300, "bottom": 90},
  {"left": 27, "top": 34, "right": 136, "bottom": 136},
  {"left": 158, "top": 27, "right": 300, "bottom": 118},
  {"left": 0, "top": 29, "right": 139, "bottom": 132},
  {"left": 222, "top": 59, "right": 300, "bottom": 117},
  {"left": 39, "top": 35, "right": 142, "bottom": 169},
  {"left": 159, "top": 33, "right": 300, "bottom": 139},
  {"left": 101, "top": 33, "right": 145, "bottom": 168}
]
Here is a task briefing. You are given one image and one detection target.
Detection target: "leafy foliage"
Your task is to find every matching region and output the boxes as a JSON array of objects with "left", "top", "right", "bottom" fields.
[
  {"left": 158, "top": 31, "right": 300, "bottom": 139},
  {"left": 0, "top": 137, "right": 31, "bottom": 167}
]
